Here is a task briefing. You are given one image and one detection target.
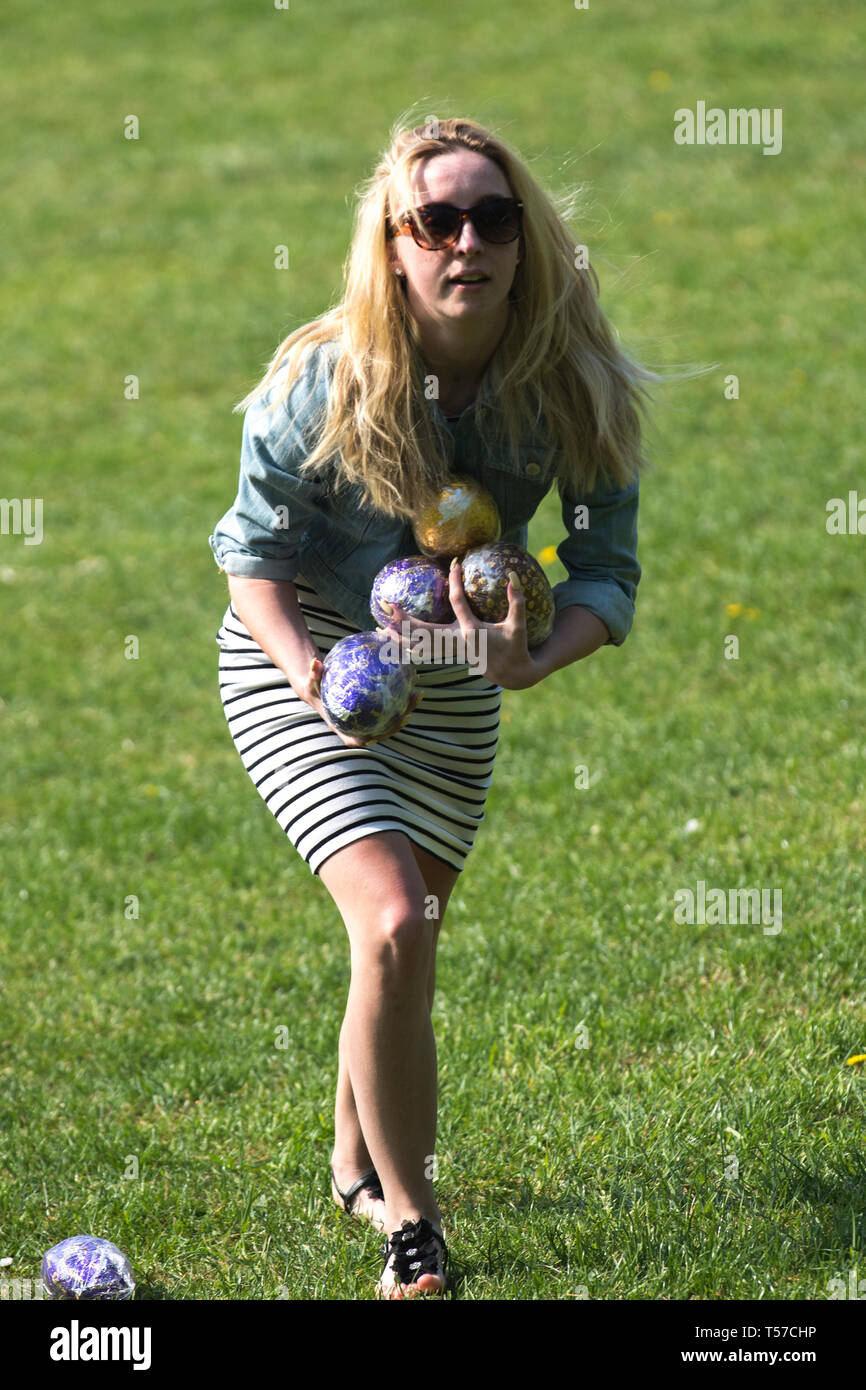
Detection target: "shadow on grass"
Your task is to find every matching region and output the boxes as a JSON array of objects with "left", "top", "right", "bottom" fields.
[{"left": 131, "top": 1281, "right": 172, "bottom": 1300}]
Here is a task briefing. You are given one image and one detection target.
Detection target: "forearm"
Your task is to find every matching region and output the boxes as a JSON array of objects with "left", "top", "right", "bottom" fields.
[
  {"left": 226, "top": 575, "right": 320, "bottom": 690},
  {"left": 529, "top": 605, "right": 610, "bottom": 683}
]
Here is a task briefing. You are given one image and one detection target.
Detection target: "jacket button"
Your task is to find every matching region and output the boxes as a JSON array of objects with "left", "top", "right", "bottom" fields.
[{"left": 525, "top": 457, "right": 541, "bottom": 476}]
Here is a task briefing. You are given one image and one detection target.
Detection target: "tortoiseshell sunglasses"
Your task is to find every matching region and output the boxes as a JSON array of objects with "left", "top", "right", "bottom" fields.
[{"left": 388, "top": 197, "right": 524, "bottom": 250}]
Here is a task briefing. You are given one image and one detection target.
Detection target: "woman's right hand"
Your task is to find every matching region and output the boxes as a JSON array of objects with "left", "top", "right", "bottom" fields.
[{"left": 296, "top": 656, "right": 422, "bottom": 748}]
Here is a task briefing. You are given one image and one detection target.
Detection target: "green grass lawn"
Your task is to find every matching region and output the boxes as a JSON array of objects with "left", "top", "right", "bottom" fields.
[{"left": 1, "top": 0, "right": 864, "bottom": 1300}]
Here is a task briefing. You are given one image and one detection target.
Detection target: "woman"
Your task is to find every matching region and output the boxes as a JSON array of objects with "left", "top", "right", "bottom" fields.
[{"left": 209, "top": 115, "right": 653, "bottom": 1298}]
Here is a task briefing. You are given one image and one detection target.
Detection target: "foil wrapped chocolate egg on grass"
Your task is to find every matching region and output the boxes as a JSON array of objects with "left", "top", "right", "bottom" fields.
[
  {"left": 413, "top": 475, "right": 501, "bottom": 559},
  {"left": 370, "top": 555, "right": 454, "bottom": 627},
  {"left": 460, "top": 542, "right": 556, "bottom": 649},
  {"left": 41, "top": 1234, "right": 136, "bottom": 1300},
  {"left": 321, "top": 631, "right": 418, "bottom": 738}
]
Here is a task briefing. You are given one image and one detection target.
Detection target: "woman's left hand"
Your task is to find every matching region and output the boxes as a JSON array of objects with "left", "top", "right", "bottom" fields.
[{"left": 378, "top": 560, "right": 542, "bottom": 691}]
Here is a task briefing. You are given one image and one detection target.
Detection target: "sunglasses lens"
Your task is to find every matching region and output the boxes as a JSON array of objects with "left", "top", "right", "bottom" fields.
[
  {"left": 475, "top": 200, "right": 522, "bottom": 242},
  {"left": 413, "top": 207, "right": 459, "bottom": 247}
]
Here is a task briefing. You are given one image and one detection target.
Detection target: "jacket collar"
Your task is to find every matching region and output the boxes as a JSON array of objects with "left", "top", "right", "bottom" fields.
[
  {"left": 407, "top": 333, "right": 505, "bottom": 417},
  {"left": 335, "top": 329, "right": 552, "bottom": 452}
]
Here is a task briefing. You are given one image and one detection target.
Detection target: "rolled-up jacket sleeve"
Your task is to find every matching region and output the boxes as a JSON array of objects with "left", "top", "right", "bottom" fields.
[
  {"left": 552, "top": 472, "right": 641, "bottom": 646},
  {"left": 208, "top": 348, "right": 330, "bottom": 582}
]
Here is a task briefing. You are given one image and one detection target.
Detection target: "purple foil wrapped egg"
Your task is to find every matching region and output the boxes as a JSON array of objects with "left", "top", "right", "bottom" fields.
[
  {"left": 41, "top": 1234, "right": 136, "bottom": 1300},
  {"left": 370, "top": 556, "right": 453, "bottom": 628},
  {"left": 320, "top": 631, "right": 418, "bottom": 738}
]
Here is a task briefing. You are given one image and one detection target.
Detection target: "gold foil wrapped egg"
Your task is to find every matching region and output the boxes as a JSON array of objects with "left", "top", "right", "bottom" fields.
[
  {"left": 412, "top": 475, "right": 501, "bottom": 558},
  {"left": 459, "top": 542, "right": 555, "bottom": 649}
]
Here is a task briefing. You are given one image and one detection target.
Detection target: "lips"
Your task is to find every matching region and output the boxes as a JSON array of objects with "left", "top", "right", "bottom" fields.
[{"left": 450, "top": 273, "right": 489, "bottom": 284}]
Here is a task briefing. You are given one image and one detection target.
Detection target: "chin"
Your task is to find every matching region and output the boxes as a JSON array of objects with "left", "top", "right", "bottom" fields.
[{"left": 442, "top": 287, "right": 507, "bottom": 310}]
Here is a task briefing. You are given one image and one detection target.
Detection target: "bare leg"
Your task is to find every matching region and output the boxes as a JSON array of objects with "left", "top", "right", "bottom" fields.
[
  {"left": 320, "top": 833, "right": 459, "bottom": 1259},
  {"left": 329, "top": 839, "right": 457, "bottom": 1230}
]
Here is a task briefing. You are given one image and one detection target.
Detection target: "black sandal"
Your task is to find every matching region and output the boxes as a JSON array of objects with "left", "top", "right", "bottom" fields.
[
  {"left": 330, "top": 1165, "right": 386, "bottom": 1231},
  {"left": 377, "top": 1217, "right": 448, "bottom": 1299}
]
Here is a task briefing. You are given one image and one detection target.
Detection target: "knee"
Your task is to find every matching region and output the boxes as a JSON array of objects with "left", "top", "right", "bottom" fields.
[{"left": 362, "top": 909, "right": 433, "bottom": 987}]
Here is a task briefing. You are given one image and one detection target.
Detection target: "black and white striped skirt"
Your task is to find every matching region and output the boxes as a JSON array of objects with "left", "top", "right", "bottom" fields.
[{"left": 215, "top": 574, "right": 502, "bottom": 877}]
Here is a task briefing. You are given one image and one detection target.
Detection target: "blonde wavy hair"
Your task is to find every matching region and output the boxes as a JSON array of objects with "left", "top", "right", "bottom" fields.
[{"left": 235, "top": 114, "right": 660, "bottom": 519}]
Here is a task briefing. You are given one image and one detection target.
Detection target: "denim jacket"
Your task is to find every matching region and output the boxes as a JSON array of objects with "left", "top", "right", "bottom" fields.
[{"left": 208, "top": 335, "right": 641, "bottom": 645}]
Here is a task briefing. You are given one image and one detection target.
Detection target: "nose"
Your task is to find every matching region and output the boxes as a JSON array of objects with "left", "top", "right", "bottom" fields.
[{"left": 454, "top": 216, "right": 483, "bottom": 253}]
